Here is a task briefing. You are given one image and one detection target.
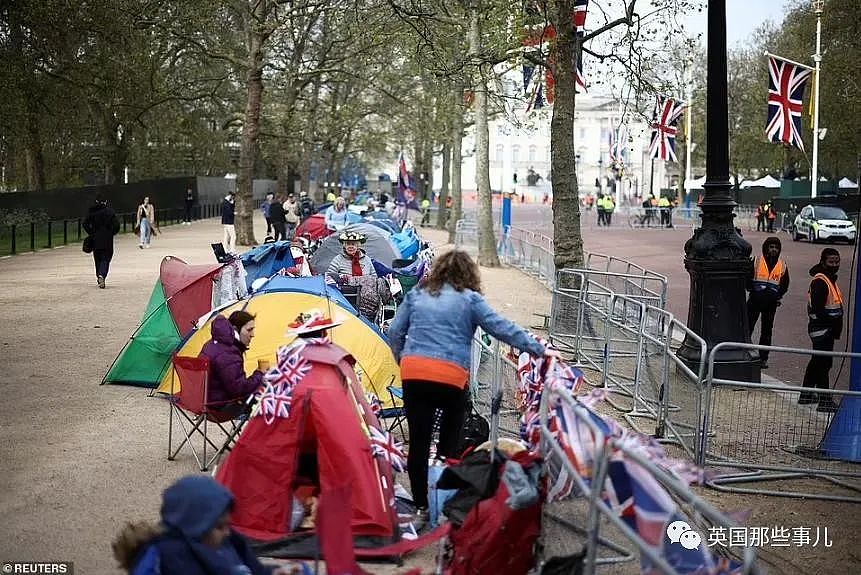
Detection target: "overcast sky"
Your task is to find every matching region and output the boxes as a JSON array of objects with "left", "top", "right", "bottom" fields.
[{"left": 683, "top": 0, "right": 790, "bottom": 47}]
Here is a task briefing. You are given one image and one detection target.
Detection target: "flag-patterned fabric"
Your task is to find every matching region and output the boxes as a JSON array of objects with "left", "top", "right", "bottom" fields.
[
  {"left": 649, "top": 97, "right": 686, "bottom": 161},
  {"left": 254, "top": 341, "right": 315, "bottom": 424},
  {"left": 369, "top": 425, "right": 406, "bottom": 472},
  {"left": 766, "top": 55, "right": 813, "bottom": 151},
  {"left": 397, "top": 152, "right": 419, "bottom": 210}
]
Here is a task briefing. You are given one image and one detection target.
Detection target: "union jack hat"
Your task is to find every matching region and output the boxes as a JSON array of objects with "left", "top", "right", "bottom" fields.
[
  {"left": 338, "top": 231, "right": 366, "bottom": 243},
  {"left": 287, "top": 309, "right": 344, "bottom": 335}
]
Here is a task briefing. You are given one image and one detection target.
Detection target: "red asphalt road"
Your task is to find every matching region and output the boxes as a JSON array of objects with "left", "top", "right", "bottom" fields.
[{"left": 472, "top": 201, "right": 857, "bottom": 387}]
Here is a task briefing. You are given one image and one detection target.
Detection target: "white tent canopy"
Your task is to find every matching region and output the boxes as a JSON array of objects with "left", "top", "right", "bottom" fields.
[
  {"left": 740, "top": 174, "right": 780, "bottom": 189},
  {"left": 684, "top": 175, "right": 746, "bottom": 190},
  {"left": 839, "top": 177, "right": 858, "bottom": 189}
]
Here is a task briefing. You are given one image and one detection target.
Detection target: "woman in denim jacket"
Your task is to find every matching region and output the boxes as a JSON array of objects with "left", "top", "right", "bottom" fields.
[{"left": 388, "top": 250, "right": 559, "bottom": 517}]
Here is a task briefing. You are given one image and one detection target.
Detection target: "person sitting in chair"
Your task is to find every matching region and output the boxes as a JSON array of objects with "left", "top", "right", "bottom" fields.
[
  {"left": 199, "top": 311, "right": 265, "bottom": 406},
  {"left": 326, "top": 231, "right": 389, "bottom": 321}
]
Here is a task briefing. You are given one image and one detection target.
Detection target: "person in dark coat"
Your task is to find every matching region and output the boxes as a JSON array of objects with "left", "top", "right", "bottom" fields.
[
  {"left": 183, "top": 186, "right": 196, "bottom": 224},
  {"left": 268, "top": 194, "right": 287, "bottom": 241},
  {"left": 746, "top": 236, "right": 789, "bottom": 369},
  {"left": 800, "top": 248, "right": 843, "bottom": 412},
  {"left": 222, "top": 191, "right": 237, "bottom": 253},
  {"left": 83, "top": 195, "right": 120, "bottom": 289},
  {"left": 200, "top": 311, "right": 265, "bottom": 405},
  {"left": 112, "top": 475, "right": 293, "bottom": 575}
]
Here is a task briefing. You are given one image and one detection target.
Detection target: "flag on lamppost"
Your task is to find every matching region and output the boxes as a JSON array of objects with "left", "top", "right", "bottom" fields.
[
  {"left": 649, "top": 97, "right": 687, "bottom": 162},
  {"left": 397, "top": 152, "right": 419, "bottom": 209},
  {"left": 765, "top": 55, "right": 813, "bottom": 151}
]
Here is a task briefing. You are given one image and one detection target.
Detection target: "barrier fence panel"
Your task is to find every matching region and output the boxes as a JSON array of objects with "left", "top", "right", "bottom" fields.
[
  {"left": 539, "top": 384, "right": 759, "bottom": 574},
  {"left": 661, "top": 318, "right": 708, "bottom": 462},
  {"left": 468, "top": 330, "right": 522, "bottom": 441},
  {"left": 703, "top": 342, "right": 861, "bottom": 502},
  {"left": 600, "top": 295, "right": 647, "bottom": 413}
]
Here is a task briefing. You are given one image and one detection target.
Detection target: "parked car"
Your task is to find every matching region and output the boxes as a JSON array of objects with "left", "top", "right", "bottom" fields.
[{"left": 792, "top": 205, "right": 856, "bottom": 244}]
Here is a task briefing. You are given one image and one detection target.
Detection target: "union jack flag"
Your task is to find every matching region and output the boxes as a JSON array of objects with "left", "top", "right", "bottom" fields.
[
  {"left": 649, "top": 97, "right": 686, "bottom": 162},
  {"left": 397, "top": 152, "right": 419, "bottom": 209},
  {"left": 369, "top": 425, "right": 406, "bottom": 472},
  {"left": 765, "top": 55, "right": 813, "bottom": 151},
  {"left": 268, "top": 347, "right": 312, "bottom": 387},
  {"left": 255, "top": 381, "right": 295, "bottom": 425}
]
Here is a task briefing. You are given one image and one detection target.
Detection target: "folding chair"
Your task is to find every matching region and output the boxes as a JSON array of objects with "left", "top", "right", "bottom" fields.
[
  {"left": 378, "top": 385, "right": 407, "bottom": 442},
  {"left": 167, "top": 355, "right": 248, "bottom": 471}
]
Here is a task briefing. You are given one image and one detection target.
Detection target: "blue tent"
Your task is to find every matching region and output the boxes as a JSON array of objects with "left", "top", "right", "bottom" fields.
[
  {"left": 240, "top": 242, "right": 296, "bottom": 290},
  {"left": 365, "top": 219, "right": 400, "bottom": 234},
  {"left": 364, "top": 210, "right": 401, "bottom": 232},
  {"left": 391, "top": 228, "right": 420, "bottom": 259}
]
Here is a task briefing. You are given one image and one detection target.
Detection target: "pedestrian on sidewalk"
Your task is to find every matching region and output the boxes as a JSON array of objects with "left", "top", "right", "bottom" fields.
[
  {"left": 284, "top": 192, "right": 299, "bottom": 239},
  {"left": 261, "top": 192, "right": 275, "bottom": 236},
  {"left": 603, "top": 194, "right": 616, "bottom": 226},
  {"left": 596, "top": 193, "right": 606, "bottom": 226},
  {"left": 746, "top": 237, "right": 789, "bottom": 369},
  {"left": 800, "top": 248, "right": 843, "bottom": 412},
  {"left": 755, "top": 202, "right": 766, "bottom": 232},
  {"left": 269, "top": 194, "right": 287, "bottom": 241},
  {"left": 222, "top": 191, "right": 237, "bottom": 254},
  {"left": 111, "top": 475, "right": 287, "bottom": 575},
  {"left": 183, "top": 186, "right": 195, "bottom": 224},
  {"left": 387, "top": 250, "right": 559, "bottom": 520},
  {"left": 766, "top": 201, "right": 777, "bottom": 233},
  {"left": 83, "top": 195, "right": 120, "bottom": 289},
  {"left": 135, "top": 197, "right": 156, "bottom": 249}
]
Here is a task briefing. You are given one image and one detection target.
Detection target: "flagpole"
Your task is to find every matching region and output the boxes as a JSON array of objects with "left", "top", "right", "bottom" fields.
[
  {"left": 810, "top": 0, "right": 824, "bottom": 199},
  {"left": 685, "top": 66, "right": 693, "bottom": 206}
]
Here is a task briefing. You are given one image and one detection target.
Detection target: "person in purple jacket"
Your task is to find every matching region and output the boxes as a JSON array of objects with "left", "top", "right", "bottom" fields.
[{"left": 200, "top": 310, "right": 265, "bottom": 406}]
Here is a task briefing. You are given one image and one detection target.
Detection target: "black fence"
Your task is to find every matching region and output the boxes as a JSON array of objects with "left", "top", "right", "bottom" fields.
[{"left": 0, "top": 203, "right": 223, "bottom": 257}]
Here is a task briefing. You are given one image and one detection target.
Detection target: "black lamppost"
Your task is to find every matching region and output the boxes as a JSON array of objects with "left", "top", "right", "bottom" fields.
[{"left": 678, "top": 0, "right": 759, "bottom": 381}]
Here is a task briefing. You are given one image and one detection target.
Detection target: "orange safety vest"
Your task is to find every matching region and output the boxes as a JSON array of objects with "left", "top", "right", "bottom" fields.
[
  {"left": 752, "top": 257, "right": 786, "bottom": 294},
  {"left": 808, "top": 273, "right": 844, "bottom": 320}
]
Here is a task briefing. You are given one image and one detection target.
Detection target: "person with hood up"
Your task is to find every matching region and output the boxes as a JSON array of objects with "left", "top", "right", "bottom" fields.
[
  {"left": 222, "top": 191, "right": 237, "bottom": 254},
  {"left": 83, "top": 195, "right": 120, "bottom": 289},
  {"left": 112, "top": 474, "right": 299, "bottom": 575},
  {"left": 746, "top": 236, "right": 789, "bottom": 369},
  {"left": 324, "top": 197, "right": 349, "bottom": 231},
  {"left": 800, "top": 248, "right": 844, "bottom": 412},
  {"left": 200, "top": 310, "right": 266, "bottom": 406}
]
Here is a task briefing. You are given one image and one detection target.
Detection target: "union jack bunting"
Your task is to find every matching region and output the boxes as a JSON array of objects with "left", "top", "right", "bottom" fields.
[
  {"left": 365, "top": 392, "right": 382, "bottom": 416},
  {"left": 766, "top": 55, "right": 813, "bottom": 151},
  {"left": 269, "top": 346, "right": 312, "bottom": 387},
  {"left": 369, "top": 425, "right": 406, "bottom": 472},
  {"left": 649, "top": 97, "right": 687, "bottom": 161},
  {"left": 254, "top": 381, "right": 294, "bottom": 425}
]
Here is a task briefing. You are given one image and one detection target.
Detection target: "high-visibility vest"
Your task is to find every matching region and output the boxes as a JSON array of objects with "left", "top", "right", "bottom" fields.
[
  {"left": 808, "top": 273, "right": 844, "bottom": 320},
  {"left": 752, "top": 257, "right": 786, "bottom": 294}
]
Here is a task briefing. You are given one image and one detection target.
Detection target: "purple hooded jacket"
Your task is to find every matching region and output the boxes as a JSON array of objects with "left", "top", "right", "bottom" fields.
[{"left": 199, "top": 316, "right": 264, "bottom": 404}]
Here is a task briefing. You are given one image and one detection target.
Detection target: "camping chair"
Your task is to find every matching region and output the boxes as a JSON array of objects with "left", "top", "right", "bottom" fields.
[
  {"left": 379, "top": 385, "right": 407, "bottom": 442},
  {"left": 339, "top": 283, "right": 362, "bottom": 314},
  {"left": 167, "top": 355, "right": 249, "bottom": 471}
]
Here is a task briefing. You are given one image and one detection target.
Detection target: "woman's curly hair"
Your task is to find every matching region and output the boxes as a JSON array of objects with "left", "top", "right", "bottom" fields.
[
  {"left": 112, "top": 521, "right": 163, "bottom": 570},
  {"left": 424, "top": 250, "right": 482, "bottom": 296}
]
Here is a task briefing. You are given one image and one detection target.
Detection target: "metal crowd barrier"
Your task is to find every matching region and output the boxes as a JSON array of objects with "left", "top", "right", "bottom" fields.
[
  {"left": 702, "top": 342, "right": 861, "bottom": 503},
  {"left": 539, "top": 382, "right": 758, "bottom": 574}
]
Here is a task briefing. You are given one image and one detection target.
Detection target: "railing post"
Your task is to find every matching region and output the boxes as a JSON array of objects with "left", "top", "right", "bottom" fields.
[
  {"left": 30, "top": 222, "right": 35, "bottom": 251},
  {"left": 11, "top": 224, "right": 17, "bottom": 254},
  {"left": 47, "top": 221, "right": 53, "bottom": 248},
  {"left": 77, "top": 219, "right": 82, "bottom": 240},
  {"left": 63, "top": 220, "right": 68, "bottom": 245}
]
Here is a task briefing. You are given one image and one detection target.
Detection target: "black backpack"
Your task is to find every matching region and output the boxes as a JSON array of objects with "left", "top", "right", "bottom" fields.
[
  {"left": 455, "top": 404, "right": 490, "bottom": 457},
  {"left": 300, "top": 199, "right": 314, "bottom": 219}
]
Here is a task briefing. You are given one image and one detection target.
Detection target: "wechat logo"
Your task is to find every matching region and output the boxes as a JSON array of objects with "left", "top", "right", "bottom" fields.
[{"left": 667, "top": 520, "right": 702, "bottom": 550}]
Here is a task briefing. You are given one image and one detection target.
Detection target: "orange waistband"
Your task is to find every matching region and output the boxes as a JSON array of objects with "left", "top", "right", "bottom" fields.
[{"left": 400, "top": 356, "right": 469, "bottom": 389}]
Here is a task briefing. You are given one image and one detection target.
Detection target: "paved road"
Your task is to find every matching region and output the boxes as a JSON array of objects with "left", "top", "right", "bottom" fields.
[{"left": 467, "top": 201, "right": 857, "bottom": 388}]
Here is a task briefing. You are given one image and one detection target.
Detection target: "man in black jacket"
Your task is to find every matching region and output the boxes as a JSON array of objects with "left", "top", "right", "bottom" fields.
[
  {"left": 268, "top": 194, "right": 287, "bottom": 241},
  {"left": 746, "top": 237, "right": 789, "bottom": 369},
  {"left": 800, "top": 248, "right": 843, "bottom": 412},
  {"left": 221, "top": 191, "right": 236, "bottom": 253},
  {"left": 83, "top": 195, "right": 120, "bottom": 289}
]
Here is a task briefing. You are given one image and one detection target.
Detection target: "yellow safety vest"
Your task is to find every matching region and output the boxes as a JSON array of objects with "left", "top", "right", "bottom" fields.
[
  {"left": 808, "top": 273, "right": 844, "bottom": 320},
  {"left": 752, "top": 257, "right": 786, "bottom": 294}
]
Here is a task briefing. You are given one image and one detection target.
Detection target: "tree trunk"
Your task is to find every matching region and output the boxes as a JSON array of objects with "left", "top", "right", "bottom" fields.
[
  {"left": 236, "top": 12, "right": 267, "bottom": 247},
  {"left": 550, "top": 0, "right": 584, "bottom": 272},
  {"left": 469, "top": 4, "right": 499, "bottom": 267},
  {"left": 437, "top": 141, "right": 451, "bottom": 229},
  {"left": 448, "top": 83, "right": 465, "bottom": 244},
  {"left": 24, "top": 97, "right": 46, "bottom": 192}
]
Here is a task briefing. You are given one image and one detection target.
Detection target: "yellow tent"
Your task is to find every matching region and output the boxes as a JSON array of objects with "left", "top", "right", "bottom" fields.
[{"left": 157, "top": 292, "right": 401, "bottom": 407}]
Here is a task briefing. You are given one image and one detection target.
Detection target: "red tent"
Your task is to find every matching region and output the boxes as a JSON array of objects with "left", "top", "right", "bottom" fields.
[
  {"left": 216, "top": 354, "right": 399, "bottom": 546},
  {"left": 296, "top": 213, "right": 332, "bottom": 241},
  {"left": 160, "top": 256, "right": 224, "bottom": 335}
]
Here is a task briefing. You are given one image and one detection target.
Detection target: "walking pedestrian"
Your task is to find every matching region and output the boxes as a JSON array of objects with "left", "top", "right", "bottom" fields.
[
  {"left": 658, "top": 195, "right": 671, "bottom": 227},
  {"left": 420, "top": 197, "right": 431, "bottom": 227},
  {"left": 83, "top": 195, "right": 120, "bottom": 289},
  {"left": 603, "top": 194, "right": 616, "bottom": 226},
  {"left": 135, "top": 196, "right": 156, "bottom": 249},
  {"left": 261, "top": 192, "right": 275, "bottom": 236},
  {"left": 596, "top": 194, "right": 606, "bottom": 226},
  {"left": 222, "top": 191, "right": 237, "bottom": 254},
  {"left": 284, "top": 192, "right": 299, "bottom": 239},
  {"left": 183, "top": 186, "right": 195, "bottom": 224},
  {"left": 387, "top": 250, "right": 559, "bottom": 520},
  {"left": 755, "top": 202, "right": 766, "bottom": 232},
  {"left": 746, "top": 237, "right": 789, "bottom": 369},
  {"left": 269, "top": 194, "right": 287, "bottom": 241},
  {"left": 766, "top": 202, "right": 777, "bottom": 233},
  {"left": 800, "top": 248, "right": 843, "bottom": 412}
]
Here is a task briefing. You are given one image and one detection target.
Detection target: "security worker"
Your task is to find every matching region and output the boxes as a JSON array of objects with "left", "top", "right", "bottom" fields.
[
  {"left": 420, "top": 197, "right": 431, "bottom": 227},
  {"left": 800, "top": 248, "right": 843, "bottom": 412},
  {"left": 746, "top": 237, "right": 789, "bottom": 369},
  {"left": 602, "top": 194, "right": 616, "bottom": 226},
  {"left": 658, "top": 195, "right": 671, "bottom": 227}
]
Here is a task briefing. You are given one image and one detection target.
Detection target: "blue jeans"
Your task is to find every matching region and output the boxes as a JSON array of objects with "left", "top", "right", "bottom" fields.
[{"left": 139, "top": 218, "right": 151, "bottom": 245}]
